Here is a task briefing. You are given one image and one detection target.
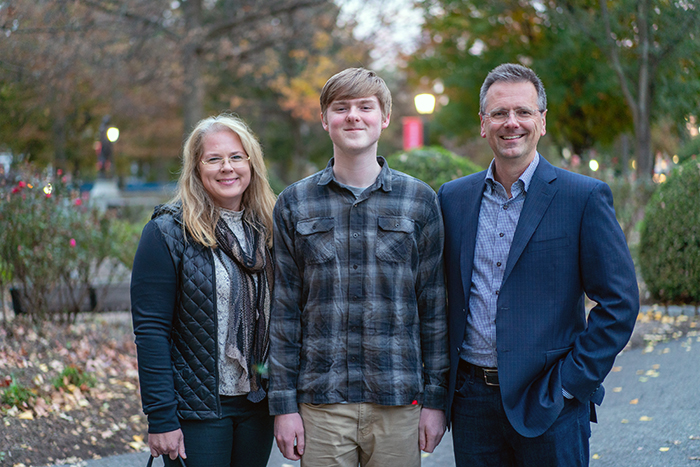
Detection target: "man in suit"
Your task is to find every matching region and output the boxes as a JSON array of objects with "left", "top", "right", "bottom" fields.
[{"left": 438, "top": 63, "right": 639, "bottom": 467}]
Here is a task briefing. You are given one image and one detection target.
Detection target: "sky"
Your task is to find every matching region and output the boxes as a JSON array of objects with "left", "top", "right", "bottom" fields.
[{"left": 336, "top": 0, "right": 425, "bottom": 68}]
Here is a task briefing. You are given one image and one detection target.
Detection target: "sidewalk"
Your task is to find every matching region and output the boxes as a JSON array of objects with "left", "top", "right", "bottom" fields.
[
  {"left": 44, "top": 433, "right": 455, "bottom": 467},
  {"left": 46, "top": 319, "right": 700, "bottom": 467}
]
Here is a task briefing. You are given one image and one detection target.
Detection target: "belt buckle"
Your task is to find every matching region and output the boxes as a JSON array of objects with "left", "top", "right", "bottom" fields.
[{"left": 483, "top": 368, "right": 499, "bottom": 386}]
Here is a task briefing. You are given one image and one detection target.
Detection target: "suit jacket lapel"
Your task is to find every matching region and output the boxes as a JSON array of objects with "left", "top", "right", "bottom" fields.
[
  {"left": 460, "top": 173, "right": 486, "bottom": 298},
  {"left": 502, "top": 158, "right": 558, "bottom": 284}
]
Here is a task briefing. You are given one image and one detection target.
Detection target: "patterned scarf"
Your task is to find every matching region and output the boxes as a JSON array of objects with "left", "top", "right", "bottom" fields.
[{"left": 214, "top": 217, "right": 273, "bottom": 403}]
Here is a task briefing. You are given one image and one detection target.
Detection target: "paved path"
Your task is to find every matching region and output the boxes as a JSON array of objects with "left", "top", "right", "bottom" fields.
[
  {"left": 588, "top": 334, "right": 700, "bottom": 466},
  {"left": 47, "top": 333, "right": 700, "bottom": 467},
  {"left": 45, "top": 427, "right": 456, "bottom": 467}
]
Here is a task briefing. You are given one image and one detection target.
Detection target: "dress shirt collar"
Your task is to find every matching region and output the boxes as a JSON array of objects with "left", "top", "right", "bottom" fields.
[{"left": 484, "top": 152, "right": 541, "bottom": 194}]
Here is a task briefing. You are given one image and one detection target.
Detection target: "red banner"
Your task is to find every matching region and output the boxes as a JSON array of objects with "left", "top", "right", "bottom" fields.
[{"left": 402, "top": 117, "right": 423, "bottom": 151}]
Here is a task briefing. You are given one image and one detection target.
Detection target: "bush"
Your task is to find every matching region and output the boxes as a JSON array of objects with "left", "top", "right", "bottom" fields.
[
  {"left": 677, "top": 139, "right": 700, "bottom": 165},
  {"left": 0, "top": 164, "right": 141, "bottom": 323},
  {"left": 386, "top": 146, "right": 482, "bottom": 192},
  {"left": 639, "top": 161, "right": 700, "bottom": 304}
]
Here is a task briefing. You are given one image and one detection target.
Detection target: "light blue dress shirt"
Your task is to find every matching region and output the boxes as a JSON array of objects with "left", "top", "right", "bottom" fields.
[{"left": 460, "top": 153, "right": 540, "bottom": 368}]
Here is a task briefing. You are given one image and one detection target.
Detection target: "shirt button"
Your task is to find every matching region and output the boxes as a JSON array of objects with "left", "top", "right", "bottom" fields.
[
  {"left": 499, "top": 232, "right": 505, "bottom": 237},
  {"left": 496, "top": 262, "right": 502, "bottom": 267},
  {"left": 495, "top": 290, "right": 499, "bottom": 295},
  {"left": 353, "top": 264, "right": 358, "bottom": 270},
  {"left": 503, "top": 204, "right": 509, "bottom": 210},
  {"left": 353, "top": 233, "right": 358, "bottom": 238}
]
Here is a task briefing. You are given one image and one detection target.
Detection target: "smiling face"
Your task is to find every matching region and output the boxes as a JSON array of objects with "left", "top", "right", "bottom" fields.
[
  {"left": 322, "top": 95, "right": 391, "bottom": 158},
  {"left": 199, "top": 130, "right": 251, "bottom": 211},
  {"left": 480, "top": 80, "right": 546, "bottom": 169}
]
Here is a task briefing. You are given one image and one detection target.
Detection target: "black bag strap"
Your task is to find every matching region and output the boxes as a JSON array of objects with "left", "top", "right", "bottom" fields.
[{"left": 146, "top": 454, "right": 187, "bottom": 467}]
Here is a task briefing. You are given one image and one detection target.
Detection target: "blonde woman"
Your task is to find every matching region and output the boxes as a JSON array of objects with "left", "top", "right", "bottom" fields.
[{"left": 131, "top": 114, "right": 276, "bottom": 467}]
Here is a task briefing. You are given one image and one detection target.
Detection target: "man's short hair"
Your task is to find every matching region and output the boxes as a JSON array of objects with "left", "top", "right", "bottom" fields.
[
  {"left": 479, "top": 63, "right": 547, "bottom": 114},
  {"left": 320, "top": 67, "right": 392, "bottom": 121}
]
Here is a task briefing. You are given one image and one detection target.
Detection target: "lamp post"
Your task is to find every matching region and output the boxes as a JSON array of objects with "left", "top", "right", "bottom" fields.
[
  {"left": 97, "top": 116, "right": 119, "bottom": 178},
  {"left": 91, "top": 115, "right": 122, "bottom": 209},
  {"left": 414, "top": 93, "right": 436, "bottom": 146}
]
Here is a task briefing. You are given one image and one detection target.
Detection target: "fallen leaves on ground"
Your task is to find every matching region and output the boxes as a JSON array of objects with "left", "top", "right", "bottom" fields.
[
  {"left": 0, "top": 312, "right": 147, "bottom": 467},
  {"left": 632, "top": 310, "right": 699, "bottom": 353}
]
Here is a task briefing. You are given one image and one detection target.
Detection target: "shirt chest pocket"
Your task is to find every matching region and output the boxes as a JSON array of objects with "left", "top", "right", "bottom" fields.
[
  {"left": 376, "top": 216, "right": 415, "bottom": 263},
  {"left": 296, "top": 217, "right": 335, "bottom": 264}
]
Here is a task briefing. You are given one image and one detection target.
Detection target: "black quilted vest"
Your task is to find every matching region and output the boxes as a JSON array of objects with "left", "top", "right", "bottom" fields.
[{"left": 152, "top": 205, "right": 221, "bottom": 420}]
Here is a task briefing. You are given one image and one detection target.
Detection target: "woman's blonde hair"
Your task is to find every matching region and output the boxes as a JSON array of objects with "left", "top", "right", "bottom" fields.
[{"left": 171, "top": 113, "right": 276, "bottom": 248}]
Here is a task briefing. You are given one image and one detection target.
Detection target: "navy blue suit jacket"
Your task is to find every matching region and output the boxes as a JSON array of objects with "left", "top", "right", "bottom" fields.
[{"left": 438, "top": 156, "right": 639, "bottom": 437}]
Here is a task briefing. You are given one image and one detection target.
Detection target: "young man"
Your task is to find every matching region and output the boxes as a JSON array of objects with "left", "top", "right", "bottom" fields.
[
  {"left": 439, "top": 63, "right": 639, "bottom": 466},
  {"left": 269, "top": 67, "right": 449, "bottom": 467}
]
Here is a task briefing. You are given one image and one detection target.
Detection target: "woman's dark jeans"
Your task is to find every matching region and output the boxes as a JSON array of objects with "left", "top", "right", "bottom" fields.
[{"left": 165, "top": 395, "right": 274, "bottom": 467}]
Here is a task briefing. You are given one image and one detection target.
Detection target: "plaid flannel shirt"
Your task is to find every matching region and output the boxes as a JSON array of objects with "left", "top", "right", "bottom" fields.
[{"left": 268, "top": 157, "right": 448, "bottom": 415}]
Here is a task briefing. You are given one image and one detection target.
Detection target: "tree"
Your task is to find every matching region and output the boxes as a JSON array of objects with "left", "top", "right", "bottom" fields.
[
  {"left": 210, "top": 3, "right": 372, "bottom": 184},
  {"left": 408, "top": 0, "right": 700, "bottom": 180},
  {"left": 552, "top": 0, "right": 700, "bottom": 180},
  {"left": 79, "top": 0, "right": 333, "bottom": 133},
  {"left": 0, "top": 0, "right": 372, "bottom": 181},
  {"left": 0, "top": 1, "right": 183, "bottom": 175},
  {"left": 408, "top": 0, "right": 630, "bottom": 162}
]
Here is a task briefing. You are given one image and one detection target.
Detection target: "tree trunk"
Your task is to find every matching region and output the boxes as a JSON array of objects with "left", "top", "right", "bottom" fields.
[
  {"left": 634, "top": 0, "right": 654, "bottom": 181},
  {"left": 182, "top": 0, "right": 205, "bottom": 135},
  {"left": 597, "top": 0, "right": 655, "bottom": 182},
  {"left": 620, "top": 133, "right": 629, "bottom": 177},
  {"left": 634, "top": 105, "right": 654, "bottom": 180}
]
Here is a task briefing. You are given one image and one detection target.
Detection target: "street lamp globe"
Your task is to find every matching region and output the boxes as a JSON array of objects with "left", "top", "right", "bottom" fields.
[
  {"left": 106, "top": 127, "right": 120, "bottom": 143},
  {"left": 414, "top": 93, "right": 436, "bottom": 115}
]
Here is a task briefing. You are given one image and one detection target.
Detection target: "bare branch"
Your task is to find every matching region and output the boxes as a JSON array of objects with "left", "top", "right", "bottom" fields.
[
  {"left": 78, "top": 0, "right": 181, "bottom": 41},
  {"left": 205, "top": 0, "right": 328, "bottom": 40},
  {"left": 598, "top": 0, "right": 638, "bottom": 119}
]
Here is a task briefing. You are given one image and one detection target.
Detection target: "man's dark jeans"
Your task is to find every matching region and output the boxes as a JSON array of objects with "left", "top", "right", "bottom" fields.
[{"left": 452, "top": 363, "right": 591, "bottom": 467}]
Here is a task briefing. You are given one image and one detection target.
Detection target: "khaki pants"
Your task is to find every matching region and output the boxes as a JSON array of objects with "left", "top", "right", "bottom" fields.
[{"left": 299, "top": 402, "right": 421, "bottom": 467}]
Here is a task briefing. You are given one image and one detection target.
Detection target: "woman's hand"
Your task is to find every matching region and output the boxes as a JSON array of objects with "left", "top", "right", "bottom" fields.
[{"left": 148, "top": 429, "right": 186, "bottom": 460}]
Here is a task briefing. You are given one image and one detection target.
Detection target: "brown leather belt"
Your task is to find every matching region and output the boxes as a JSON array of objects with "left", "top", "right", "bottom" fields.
[{"left": 459, "top": 359, "right": 499, "bottom": 386}]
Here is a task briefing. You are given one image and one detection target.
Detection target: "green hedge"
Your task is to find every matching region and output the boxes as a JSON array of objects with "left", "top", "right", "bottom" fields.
[
  {"left": 677, "top": 140, "right": 700, "bottom": 165},
  {"left": 386, "top": 146, "right": 482, "bottom": 192},
  {"left": 639, "top": 161, "right": 700, "bottom": 303}
]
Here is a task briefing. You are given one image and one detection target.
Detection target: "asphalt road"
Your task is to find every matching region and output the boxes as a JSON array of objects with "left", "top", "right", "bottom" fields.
[{"left": 48, "top": 333, "right": 700, "bottom": 467}]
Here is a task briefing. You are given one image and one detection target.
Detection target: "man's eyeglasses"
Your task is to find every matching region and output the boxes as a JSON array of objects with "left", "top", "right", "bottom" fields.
[
  {"left": 482, "top": 108, "right": 545, "bottom": 124},
  {"left": 200, "top": 154, "right": 250, "bottom": 169}
]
